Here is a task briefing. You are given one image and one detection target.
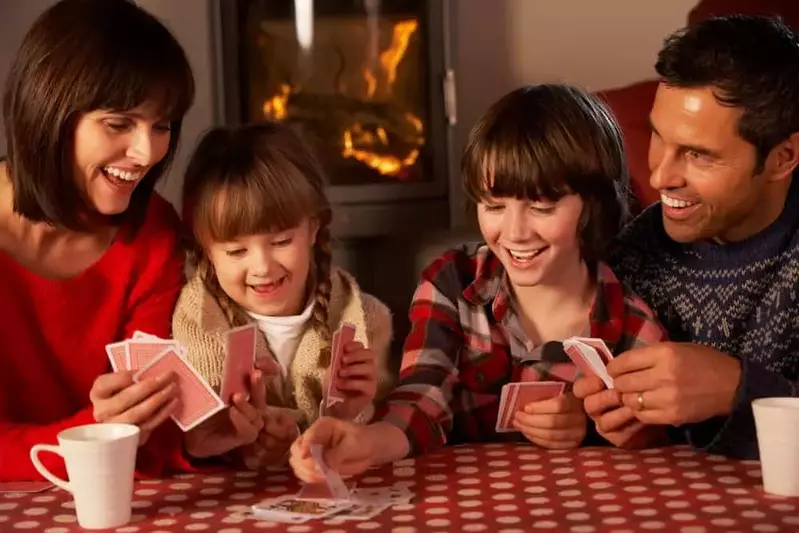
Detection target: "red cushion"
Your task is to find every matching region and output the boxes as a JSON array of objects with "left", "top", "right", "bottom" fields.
[
  {"left": 596, "top": 0, "right": 799, "bottom": 209},
  {"left": 597, "top": 81, "right": 660, "bottom": 208},
  {"left": 688, "top": 0, "right": 799, "bottom": 28}
]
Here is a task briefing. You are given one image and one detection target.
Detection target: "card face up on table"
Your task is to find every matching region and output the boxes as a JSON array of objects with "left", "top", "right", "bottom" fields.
[{"left": 249, "top": 444, "right": 413, "bottom": 523}]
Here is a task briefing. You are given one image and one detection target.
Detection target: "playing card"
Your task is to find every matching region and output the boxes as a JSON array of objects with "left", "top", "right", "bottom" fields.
[
  {"left": 128, "top": 339, "right": 184, "bottom": 371},
  {"left": 515, "top": 381, "right": 565, "bottom": 409},
  {"left": 297, "top": 481, "right": 357, "bottom": 501},
  {"left": 310, "top": 444, "right": 351, "bottom": 501},
  {"left": 568, "top": 337, "right": 614, "bottom": 364},
  {"left": 250, "top": 496, "right": 352, "bottom": 523},
  {"left": 105, "top": 341, "right": 129, "bottom": 372},
  {"left": 132, "top": 330, "right": 159, "bottom": 340},
  {"left": 495, "top": 381, "right": 565, "bottom": 433},
  {"left": 133, "top": 348, "right": 225, "bottom": 431},
  {"left": 350, "top": 485, "right": 414, "bottom": 505},
  {"left": 0, "top": 481, "right": 54, "bottom": 493},
  {"left": 325, "top": 322, "right": 356, "bottom": 408},
  {"left": 563, "top": 337, "right": 614, "bottom": 388},
  {"left": 495, "top": 382, "right": 515, "bottom": 432},
  {"left": 220, "top": 324, "right": 257, "bottom": 404},
  {"left": 333, "top": 502, "right": 391, "bottom": 520}
]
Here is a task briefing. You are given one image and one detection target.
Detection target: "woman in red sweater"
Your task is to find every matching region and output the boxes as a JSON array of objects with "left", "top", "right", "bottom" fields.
[{"left": 0, "top": 0, "right": 213, "bottom": 481}]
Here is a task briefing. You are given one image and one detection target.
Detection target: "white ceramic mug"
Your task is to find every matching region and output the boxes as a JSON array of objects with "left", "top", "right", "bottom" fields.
[
  {"left": 752, "top": 397, "right": 799, "bottom": 497},
  {"left": 30, "top": 423, "right": 140, "bottom": 530}
]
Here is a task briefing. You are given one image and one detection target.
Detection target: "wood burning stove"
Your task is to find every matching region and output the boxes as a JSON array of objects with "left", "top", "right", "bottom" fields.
[{"left": 213, "top": 0, "right": 457, "bottom": 238}]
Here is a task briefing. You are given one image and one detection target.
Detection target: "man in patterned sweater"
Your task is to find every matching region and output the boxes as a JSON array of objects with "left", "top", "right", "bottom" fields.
[{"left": 574, "top": 15, "right": 799, "bottom": 459}]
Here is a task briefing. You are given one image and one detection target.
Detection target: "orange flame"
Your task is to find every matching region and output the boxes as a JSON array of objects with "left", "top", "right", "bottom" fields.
[
  {"left": 380, "top": 20, "right": 418, "bottom": 88},
  {"left": 363, "top": 68, "right": 377, "bottom": 99},
  {"left": 260, "top": 19, "right": 423, "bottom": 177},
  {"left": 344, "top": 128, "right": 420, "bottom": 176},
  {"left": 262, "top": 83, "right": 291, "bottom": 120},
  {"left": 340, "top": 20, "right": 421, "bottom": 177}
]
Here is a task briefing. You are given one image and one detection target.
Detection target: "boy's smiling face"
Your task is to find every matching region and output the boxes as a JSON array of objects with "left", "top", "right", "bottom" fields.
[{"left": 477, "top": 194, "right": 585, "bottom": 289}]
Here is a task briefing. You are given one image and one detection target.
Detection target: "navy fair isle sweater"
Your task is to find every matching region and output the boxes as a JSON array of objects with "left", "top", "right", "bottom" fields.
[{"left": 610, "top": 176, "right": 799, "bottom": 460}]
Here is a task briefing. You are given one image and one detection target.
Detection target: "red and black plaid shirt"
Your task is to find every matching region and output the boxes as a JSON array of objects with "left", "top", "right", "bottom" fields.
[{"left": 374, "top": 244, "right": 666, "bottom": 455}]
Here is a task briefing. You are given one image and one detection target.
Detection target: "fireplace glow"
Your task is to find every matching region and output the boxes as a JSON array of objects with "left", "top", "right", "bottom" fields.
[{"left": 260, "top": 18, "right": 424, "bottom": 179}]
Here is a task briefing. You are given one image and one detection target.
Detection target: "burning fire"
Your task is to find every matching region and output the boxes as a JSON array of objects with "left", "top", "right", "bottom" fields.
[
  {"left": 261, "top": 19, "right": 423, "bottom": 178},
  {"left": 262, "top": 83, "right": 291, "bottom": 120},
  {"left": 343, "top": 128, "right": 420, "bottom": 176},
  {"left": 379, "top": 20, "right": 418, "bottom": 90}
]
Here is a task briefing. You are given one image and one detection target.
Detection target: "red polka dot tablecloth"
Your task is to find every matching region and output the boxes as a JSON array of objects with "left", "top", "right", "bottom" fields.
[{"left": 2, "top": 444, "right": 797, "bottom": 532}]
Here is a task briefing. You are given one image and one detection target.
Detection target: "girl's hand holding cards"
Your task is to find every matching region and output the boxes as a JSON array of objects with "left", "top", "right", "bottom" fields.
[
  {"left": 513, "top": 391, "right": 588, "bottom": 449},
  {"left": 89, "top": 370, "right": 179, "bottom": 446},
  {"left": 239, "top": 408, "right": 300, "bottom": 469},
  {"left": 185, "top": 370, "right": 268, "bottom": 459},
  {"left": 290, "top": 417, "right": 374, "bottom": 483},
  {"left": 326, "top": 340, "right": 378, "bottom": 420}
]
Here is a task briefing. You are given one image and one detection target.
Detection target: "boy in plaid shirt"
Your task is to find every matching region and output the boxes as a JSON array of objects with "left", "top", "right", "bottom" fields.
[{"left": 290, "top": 85, "right": 667, "bottom": 480}]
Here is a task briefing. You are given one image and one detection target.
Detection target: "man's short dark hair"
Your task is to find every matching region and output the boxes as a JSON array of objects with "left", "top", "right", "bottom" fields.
[{"left": 656, "top": 15, "right": 799, "bottom": 170}]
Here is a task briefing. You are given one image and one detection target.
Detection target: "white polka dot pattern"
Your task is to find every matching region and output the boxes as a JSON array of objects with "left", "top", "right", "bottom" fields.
[{"left": 1, "top": 445, "right": 795, "bottom": 531}]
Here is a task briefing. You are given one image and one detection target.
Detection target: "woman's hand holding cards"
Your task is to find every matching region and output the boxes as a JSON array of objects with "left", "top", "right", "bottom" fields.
[
  {"left": 185, "top": 370, "right": 267, "bottom": 458},
  {"left": 513, "top": 391, "right": 587, "bottom": 449},
  {"left": 89, "top": 370, "right": 179, "bottom": 446}
]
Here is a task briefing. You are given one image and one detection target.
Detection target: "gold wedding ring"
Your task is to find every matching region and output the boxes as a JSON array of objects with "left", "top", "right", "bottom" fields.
[{"left": 636, "top": 393, "right": 645, "bottom": 410}]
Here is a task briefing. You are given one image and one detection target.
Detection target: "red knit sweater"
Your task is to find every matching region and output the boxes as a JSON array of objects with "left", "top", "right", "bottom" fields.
[{"left": 0, "top": 194, "right": 192, "bottom": 481}]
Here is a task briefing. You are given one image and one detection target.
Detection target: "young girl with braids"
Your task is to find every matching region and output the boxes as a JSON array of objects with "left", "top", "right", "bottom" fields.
[{"left": 172, "top": 122, "right": 394, "bottom": 467}]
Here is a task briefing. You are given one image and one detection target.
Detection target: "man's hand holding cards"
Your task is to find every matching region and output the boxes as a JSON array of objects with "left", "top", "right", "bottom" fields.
[{"left": 563, "top": 336, "right": 615, "bottom": 388}]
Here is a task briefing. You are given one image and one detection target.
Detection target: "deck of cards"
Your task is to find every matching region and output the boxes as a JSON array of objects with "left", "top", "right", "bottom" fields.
[
  {"left": 248, "top": 444, "right": 413, "bottom": 523},
  {"left": 0, "top": 481, "right": 54, "bottom": 494},
  {"left": 562, "top": 336, "right": 615, "bottom": 388},
  {"left": 104, "top": 325, "right": 264, "bottom": 432},
  {"left": 496, "top": 381, "right": 565, "bottom": 432}
]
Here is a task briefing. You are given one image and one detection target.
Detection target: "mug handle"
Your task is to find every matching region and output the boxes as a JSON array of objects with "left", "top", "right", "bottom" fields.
[{"left": 29, "top": 444, "right": 71, "bottom": 492}]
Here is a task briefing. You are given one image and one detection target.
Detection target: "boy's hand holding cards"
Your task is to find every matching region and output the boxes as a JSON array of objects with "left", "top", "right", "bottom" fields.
[
  {"left": 563, "top": 336, "right": 614, "bottom": 388},
  {"left": 495, "top": 381, "right": 565, "bottom": 433}
]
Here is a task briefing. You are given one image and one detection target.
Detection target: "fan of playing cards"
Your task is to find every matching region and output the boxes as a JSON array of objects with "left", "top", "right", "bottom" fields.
[
  {"left": 248, "top": 444, "right": 414, "bottom": 523},
  {"left": 104, "top": 325, "right": 263, "bottom": 432}
]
